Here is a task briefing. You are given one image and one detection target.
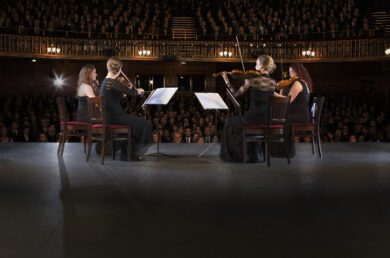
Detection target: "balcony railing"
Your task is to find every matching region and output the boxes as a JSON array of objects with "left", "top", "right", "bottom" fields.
[{"left": 0, "top": 34, "right": 388, "bottom": 62}]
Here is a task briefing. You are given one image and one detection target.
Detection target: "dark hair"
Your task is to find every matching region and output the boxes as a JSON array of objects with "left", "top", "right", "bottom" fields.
[{"left": 290, "top": 63, "right": 313, "bottom": 92}]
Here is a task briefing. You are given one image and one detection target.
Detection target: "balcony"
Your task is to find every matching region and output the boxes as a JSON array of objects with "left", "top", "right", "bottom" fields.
[{"left": 0, "top": 33, "right": 388, "bottom": 62}]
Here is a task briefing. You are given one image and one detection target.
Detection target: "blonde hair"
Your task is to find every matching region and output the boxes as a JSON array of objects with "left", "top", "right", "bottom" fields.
[
  {"left": 257, "top": 55, "right": 276, "bottom": 74},
  {"left": 77, "top": 64, "right": 95, "bottom": 91},
  {"left": 106, "top": 56, "right": 123, "bottom": 74}
]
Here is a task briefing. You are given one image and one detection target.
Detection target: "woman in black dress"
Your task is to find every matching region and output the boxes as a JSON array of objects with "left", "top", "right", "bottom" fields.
[
  {"left": 99, "top": 57, "right": 152, "bottom": 161},
  {"left": 219, "top": 55, "right": 277, "bottom": 163},
  {"left": 271, "top": 63, "right": 313, "bottom": 157},
  {"left": 282, "top": 63, "right": 312, "bottom": 124},
  {"left": 76, "top": 64, "right": 98, "bottom": 122}
]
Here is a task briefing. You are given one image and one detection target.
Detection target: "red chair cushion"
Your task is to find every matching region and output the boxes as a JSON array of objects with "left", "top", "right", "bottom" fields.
[
  {"left": 61, "top": 121, "right": 89, "bottom": 126},
  {"left": 92, "top": 124, "right": 130, "bottom": 129}
]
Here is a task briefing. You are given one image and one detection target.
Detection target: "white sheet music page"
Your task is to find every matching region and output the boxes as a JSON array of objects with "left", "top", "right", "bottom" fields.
[
  {"left": 144, "top": 87, "right": 178, "bottom": 105},
  {"left": 195, "top": 93, "right": 229, "bottom": 110}
]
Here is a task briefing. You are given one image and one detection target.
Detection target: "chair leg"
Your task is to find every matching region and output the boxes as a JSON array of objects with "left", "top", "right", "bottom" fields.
[
  {"left": 86, "top": 130, "right": 93, "bottom": 162},
  {"left": 262, "top": 142, "right": 266, "bottom": 162},
  {"left": 57, "top": 133, "right": 63, "bottom": 155},
  {"left": 316, "top": 130, "right": 323, "bottom": 158},
  {"left": 266, "top": 142, "right": 270, "bottom": 167},
  {"left": 101, "top": 135, "right": 105, "bottom": 165},
  {"left": 242, "top": 130, "right": 247, "bottom": 163},
  {"left": 83, "top": 135, "right": 87, "bottom": 153},
  {"left": 128, "top": 129, "right": 132, "bottom": 161},
  {"left": 112, "top": 141, "right": 115, "bottom": 160},
  {"left": 311, "top": 135, "right": 315, "bottom": 155},
  {"left": 60, "top": 133, "right": 66, "bottom": 157}
]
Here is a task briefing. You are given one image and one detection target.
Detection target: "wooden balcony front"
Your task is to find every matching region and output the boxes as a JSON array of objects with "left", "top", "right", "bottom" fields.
[{"left": 0, "top": 34, "right": 389, "bottom": 62}]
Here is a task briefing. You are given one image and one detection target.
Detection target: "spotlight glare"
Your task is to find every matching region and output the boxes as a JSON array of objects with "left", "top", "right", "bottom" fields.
[
  {"left": 385, "top": 48, "right": 390, "bottom": 55},
  {"left": 32, "top": 59, "right": 36, "bottom": 62},
  {"left": 52, "top": 70, "right": 67, "bottom": 88}
]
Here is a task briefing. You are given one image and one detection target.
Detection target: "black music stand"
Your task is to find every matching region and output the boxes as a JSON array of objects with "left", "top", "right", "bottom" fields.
[
  {"left": 195, "top": 92, "right": 229, "bottom": 157},
  {"left": 142, "top": 87, "right": 178, "bottom": 156}
]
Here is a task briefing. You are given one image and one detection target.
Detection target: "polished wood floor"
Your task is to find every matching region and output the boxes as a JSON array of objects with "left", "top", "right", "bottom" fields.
[{"left": 0, "top": 142, "right": 390, "bottom": 258}]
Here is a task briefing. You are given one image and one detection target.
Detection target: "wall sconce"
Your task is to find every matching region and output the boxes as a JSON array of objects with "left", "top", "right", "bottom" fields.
[
  {"left": 138, "top": 49, "right": 151, "bottom": 56},
  {"left": 47, "top": 45, "right": 61, "bottom": 54},
  {"left": 302, "top": 49, "right": 316, "bottom": 57},
  {"left": 219, "top": 51, "right": 232, "bottom": 57},
  {"left": 385, "top": 48, "right": 390, "bottom": 56}
]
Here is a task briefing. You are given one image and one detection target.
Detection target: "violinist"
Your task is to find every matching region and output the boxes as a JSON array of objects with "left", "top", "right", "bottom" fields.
[
  {"left": 279, "top": 63, "right": 312, "bottom": 124},
  {"left": 99, "top": 56, "right": 152, "bottom": 161},
  {"left": 219, "top": 55, "right": 278, "bottom": 163},
  {"left": 76, "top": 64, "right": 98, "bottom": 123},
  {"left": 271, "top": 63, "right": 313, "bottom": 158}
]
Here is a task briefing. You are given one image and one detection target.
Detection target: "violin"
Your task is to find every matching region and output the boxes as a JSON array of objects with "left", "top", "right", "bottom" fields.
[
  {"left": 213, "top": 69, "right": 262, "bottom": 79},
  {"left": 117, "top": 70, "right": 145, "bottom": 96},
  {"left": 276, "top": 76, "right": 300, "bottom": 90}
]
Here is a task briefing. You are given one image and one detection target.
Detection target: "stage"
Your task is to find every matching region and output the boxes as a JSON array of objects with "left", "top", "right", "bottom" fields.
[{"left": 1, "top": 142, "right": 390, "bottom": 258}]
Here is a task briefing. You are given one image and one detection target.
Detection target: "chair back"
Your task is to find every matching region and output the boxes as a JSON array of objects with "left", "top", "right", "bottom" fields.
[
  {"left": 311, "top": 96, "right": 325, "bottom": 126},
  {"left": 268, "top": 95, "right": 291, "bottom": 125},
  {"left": 87, "top": 96, "right": 104, "bottom": 124},
  {"left": 56, "top": 97, "right": 67, "bottom": 123}
]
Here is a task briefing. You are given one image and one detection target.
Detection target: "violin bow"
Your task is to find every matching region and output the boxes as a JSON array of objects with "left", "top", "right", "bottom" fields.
[
  {"left": 279, "top": 43, "right": 284, "bottom": 79},
  {"left": 235, "top": 35, "right": 246, "bottom": 72}
]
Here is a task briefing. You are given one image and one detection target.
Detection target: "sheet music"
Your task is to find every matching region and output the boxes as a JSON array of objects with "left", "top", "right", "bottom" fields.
[
  {"left": 195, "top": 93, "right": 229, "bottom": 110},
  {"left": 143, "top": 87, "right": 178, "bottom": 105}
]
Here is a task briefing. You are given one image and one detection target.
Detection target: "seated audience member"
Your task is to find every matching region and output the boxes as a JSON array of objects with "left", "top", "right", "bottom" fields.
[
  {"left": 1, "top": 126, "right": 12, "bottom": 142},
  {"left": 38, "top": 133, "right": 48, "bottom": 142},
  {"left": 173, "top": 131, "right": 182, "bottom": 143}
]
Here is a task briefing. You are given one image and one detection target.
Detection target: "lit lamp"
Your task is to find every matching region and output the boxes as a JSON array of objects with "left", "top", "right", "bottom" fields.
[
  {"left": 138, "top": 49, "right": 151, "bottom": 56},
  {"left": 218, "top": 51, "right": 233, "bottom": 57},
  {"left": 302, "top": 49, "right": 316, "bottom": 57},
  {"left": 47, "top": 45, "right": 61, "bottom": 54},
  {"left": 385, "top": 48, "right": 390, "bottom": 56}
]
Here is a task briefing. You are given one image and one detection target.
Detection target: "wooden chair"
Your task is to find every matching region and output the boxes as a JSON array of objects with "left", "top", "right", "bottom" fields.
[
  {"left": 56, "top": 97, "right": 89, "bottom": 157},
  {"left": 292, "top": 96, "right": 325, "bottom": 157},
  {"left": 86, "top": 96, "right": 132, "bottom": 164},
  {"left": 242, "top": 95, "right": 291, "bottom": 167}
]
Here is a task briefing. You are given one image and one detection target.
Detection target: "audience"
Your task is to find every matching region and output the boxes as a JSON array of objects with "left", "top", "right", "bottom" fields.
[
  {"left": 0, "top": 0, "right": 380, "bottom": 40},
  {"left": 197, "top": 0, "right": 378, "bottom": 40},
  {"left": 320, "top": 96, "right": 390, "bottom": 143}
]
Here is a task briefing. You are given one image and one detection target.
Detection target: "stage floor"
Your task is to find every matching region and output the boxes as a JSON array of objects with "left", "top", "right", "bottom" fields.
[{"left": 0, "top": 142, "right": 390, "bottom": 258}]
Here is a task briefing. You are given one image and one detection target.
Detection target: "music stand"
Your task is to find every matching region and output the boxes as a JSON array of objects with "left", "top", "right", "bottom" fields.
[
  {"left": 195, "top": 92, "right": 229, "bottom": 157},
  {"left": 226, "top": 88, "right": 241, "bottom": 116},
  {"left": 142, "top": 87, "right": 178, "bottom": 156}
]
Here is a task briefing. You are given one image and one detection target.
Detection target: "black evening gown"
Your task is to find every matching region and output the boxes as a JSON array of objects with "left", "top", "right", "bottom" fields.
[
  {"left": 99, "top": 78, "right": 152, "bottom": 160},
  {"left": 220, "top": 75, "right": 276, "bottom": 163},
  {"left": 271, "top": 79, "right": 310, "bottom": 158}
]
